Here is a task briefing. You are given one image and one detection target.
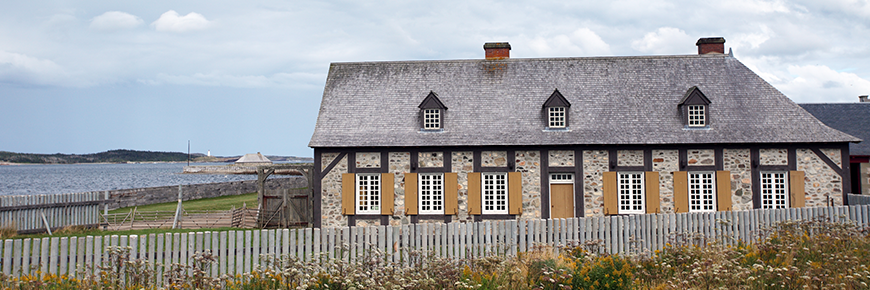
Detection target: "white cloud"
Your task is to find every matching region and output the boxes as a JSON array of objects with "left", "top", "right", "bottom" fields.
[
  {"left": 713, "top": 0, "right": 791, "bottom": 14},
  {"left": 140, "top": 72, "right": 324, "bottom": 88},
  {"left": 151, "top": 10, "right": 211, "bottom": 33},
  {"left": 525, "top": 28, "right": 611, "bottom": 57},
  {"left": 0, "top": 50, "right": 87, "bottom": 87},
  {"left": 730, "top": 26, "right": 773, "bottom": 50},
  {"left": 773, "top": 65, "right": 870, "bottom": 102},
  {"left": 631, "top": 27, "right": 694, "bottom": 54},
  {"left": 89, "top": 11, "right": 143, "bottom": 31}
]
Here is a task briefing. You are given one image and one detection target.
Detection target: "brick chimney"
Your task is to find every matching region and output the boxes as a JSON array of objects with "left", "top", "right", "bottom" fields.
[
  {"left": 484, "top": 42, "right": 511, "bottom": 59},
  {"left": 860, "top": 95, "right": 869, "bottom": 102},
  {"left": 696, "top": 37, "right": 726, "bottom": 55}
]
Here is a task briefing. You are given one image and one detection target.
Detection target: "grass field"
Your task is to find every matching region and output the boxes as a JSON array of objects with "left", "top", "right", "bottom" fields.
[{"left": 108, "top": 192, "right": 258, "bottom": 214}]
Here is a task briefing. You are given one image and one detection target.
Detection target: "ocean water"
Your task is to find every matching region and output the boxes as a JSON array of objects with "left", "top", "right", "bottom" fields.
[{"left": 0, "top": 163, "right": 259, "bottom": 196}]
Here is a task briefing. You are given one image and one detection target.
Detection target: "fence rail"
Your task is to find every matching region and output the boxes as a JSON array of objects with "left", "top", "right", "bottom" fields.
[
  {"left": 0, "top": 192, "right": 104, "bottom": 232},
  {"left": 849, "top": 194, "right": 870, "bottom": 205},
  {"left": 1, "top": 205, "right": 869, "bottom": 280}
]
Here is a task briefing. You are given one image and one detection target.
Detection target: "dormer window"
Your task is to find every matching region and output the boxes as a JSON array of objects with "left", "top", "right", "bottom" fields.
[
  {"left": 548, "top": 107, "right": 566, "bottom": 128},
  {"left": 679, "top": 86, "right": 711, "bottom": 128},
  {"left": 688, "top": 105, "right": 705, "bottom": 127},
  {"left": 418, "top": 91, "right": 447, "bottom": 131},
  {"left": 424, "top": 109, "right": 441, "bottom": 129},
  {"left": 542, "top": 89, "right": 571, "bottom": 129}
]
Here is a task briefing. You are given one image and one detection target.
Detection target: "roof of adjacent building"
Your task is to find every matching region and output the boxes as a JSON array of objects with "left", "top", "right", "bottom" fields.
[
  {"left": 309, "top": 53, "right": 859, "bottom": 148},
  {"left": 799, "top": 103, "right": 870, "bottom": 155},
  {"left": 236, "top": 153, "right": 272, "bottom": 164}
]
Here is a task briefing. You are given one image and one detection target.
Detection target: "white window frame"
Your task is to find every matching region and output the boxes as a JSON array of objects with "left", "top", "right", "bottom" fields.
[
  {"left": 761, "top": 171, "right": 789, "bottom": 209},
  {"left": 688, "top": 171, "right": 716, "bottom": 212},
  {"left": 550, "top": 173, "right": 573, "bottom": 184},
  {"left": 548, "top": 107, "right": 566, "bottom": 128},
  {"left": 617, "top": 172, "right": 645, "bottom": 214},
  {"left": 482, "top": 172, "right": 508, "bottom": 215},
  {"left": 688, "top": 105, "right": 706, "bottom": 127},
  {"left": 423, "top": 109, "right": 441, "bottom": 130},
  {"left": 355, "top": 173, "right": 381, "bottom": 215},
  {"left": 418, "top": 173, "right": 444, "bottom": 215}
]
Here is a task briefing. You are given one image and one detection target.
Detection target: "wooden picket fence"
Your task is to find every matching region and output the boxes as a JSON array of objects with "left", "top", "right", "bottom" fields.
[
  {"left": 0, "top": 192, "right": 105, "bottom": 233},
  {"left": 848, "top": 194, "right": 870, "bottom": 205},
  {"left": 2, "top": 205, "right": 870, "bottom": 280}
]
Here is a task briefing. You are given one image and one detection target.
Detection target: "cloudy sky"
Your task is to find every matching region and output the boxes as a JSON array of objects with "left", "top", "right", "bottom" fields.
[{"left": 1, "top": 0, "right": 868, "bottom": 157}]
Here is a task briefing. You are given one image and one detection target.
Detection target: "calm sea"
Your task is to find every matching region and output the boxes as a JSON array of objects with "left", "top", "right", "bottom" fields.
[{"left": 0, "top": 163, "right": 259, "bottom": 196}]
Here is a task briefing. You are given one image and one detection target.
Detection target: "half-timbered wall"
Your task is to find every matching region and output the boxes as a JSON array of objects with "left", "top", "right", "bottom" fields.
[{"left": 314, "top": 145, "right": 849, "bottom": 227}]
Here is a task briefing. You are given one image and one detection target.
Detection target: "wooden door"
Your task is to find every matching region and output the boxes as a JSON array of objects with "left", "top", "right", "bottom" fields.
[{"left": 550, "top": 184, "right": 574, "bottom": 218}]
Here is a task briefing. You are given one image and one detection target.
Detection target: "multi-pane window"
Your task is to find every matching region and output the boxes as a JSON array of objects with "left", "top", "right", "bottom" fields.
[
  {"left": 356, "top": 174, "right": 380, "bottom": 214},
  {"left": 688, "top": 105, "right": 705, "bottom": 127},
  {"left": 424, "top": 109, "right": 440, "bottom": 130},
  {"left": 482, "top": 173, "right": 508, "bottom": 214},
  {"left": 550, "top": 173, "right": 573, "bottom": 183},
  {"left": 689, "top": 172, "right": 716, "bottom": 212},
  {"left": 419, "top": 173, "right": 444, "bottom": 214},
  {"left": 548, "top": 107, "right": 566, "bottom": 128},
  {"left": 761, "top": 172, "right": 788, "bottom": 209},
  {"left": 618, "top": 172, "right": 645, "bottom": 214}
]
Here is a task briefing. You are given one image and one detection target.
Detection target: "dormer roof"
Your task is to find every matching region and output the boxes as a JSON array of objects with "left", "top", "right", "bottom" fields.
[
  {"left": 542, "top": 89, "right": 571, "bottom": 108},
  {"left": 418, "top": 91, "right": 447, "bottom": 109},
  {"left": 679, "top": 86, "right": 711, "bottom": 106}
]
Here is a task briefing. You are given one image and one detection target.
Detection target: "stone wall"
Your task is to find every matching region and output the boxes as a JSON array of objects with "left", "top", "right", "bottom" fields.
[
  {"left": 515, "top": 151, "right": 541, "bottom": 219},
  {"left": 355, "top": 152, "right": 380, "bottom": 168},
  {"left": 583, "top": 150, "right": 609, "bottom": 217},
  {"left": 481, "top": 151, "right": 507, "bottom": 167},
  {"left": 687, "top": 149, "right": 715, "bottom": 166},
  {"left": 321, "top": 154, "right": 348, "bottom": 228},
  {"left": 862, "top": 163, "right": 870, "bottom": 195},
  {"left": 797, "top": 149, "right": 843, "bottom": 206},
  {"left": 107, "top": 177, "right": 306, "bottom": 210},
  {"left": 723, "top": 149, "right": 753, "bottom": 211},
  {"left": 759, "top": 148, "right": 788, "bottom": 166},
  {"left": 616, "top": 150, "right": 644, "bottom": 167},
  {"left": 389, "top": 152, "right": 411, "bottom": 226},
  {"left": 652, "top": 150, "right": 679, "bottom": 213},
  {"left": 418, "top": 152, "right": 444, "bottom": 168},
  {"left": 452, "top": 151, "right": 474, "bottom": 222},
  {"left": 318, "top": 146, "right": 848, "bottom": 226},
  {"left": 549, "top": 150, "right": 574, "bottom": 167}
]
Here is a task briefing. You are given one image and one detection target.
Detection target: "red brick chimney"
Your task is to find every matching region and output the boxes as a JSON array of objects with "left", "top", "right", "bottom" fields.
[
  {"left": 696, "top": 37, "right": 726, "bottom": 55},
  {"left": 484, "top": 42, "right": 511, "bottom": 59}
]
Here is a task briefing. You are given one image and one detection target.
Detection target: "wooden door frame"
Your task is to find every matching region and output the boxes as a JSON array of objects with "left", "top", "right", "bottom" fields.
[{"left": 549, "top": 173, "right": 575, "bottom": 218}]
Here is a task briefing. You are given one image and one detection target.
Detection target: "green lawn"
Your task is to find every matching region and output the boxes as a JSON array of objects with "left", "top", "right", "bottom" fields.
[
  {"left": 14, "top": 227, "right": 244, "bottom": 240},
  {"left": 108, "top": 192, "right": 259, "bottom": 214}
]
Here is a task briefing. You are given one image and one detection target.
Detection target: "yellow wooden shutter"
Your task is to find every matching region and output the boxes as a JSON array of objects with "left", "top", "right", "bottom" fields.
[
  {"left": 508, "top": 172, "right": 523, "bottom": 215},
  {"left": 603, "top": 172, "right": 618, "bottom": 215},
  {"left": 716, "top": 171, "right": 732, "bottom": 211},
  {"left": 341, "top": 173, "right": 355, "bottom": 215},
  {"left": 790, "top": 171, "right": 806, "bottom": 208},
  {"left": 381, "top": 173, "right": 394, "bottom": 215},
  {"left": 444, "top": 173, "right": 458, "bottom": 215},
  {"left": 404, "top": 173, "right": 418, "bottom": 215},
  {"left": 673, "top": 171, "right": 688, "bottom": 213},
  {"left": 645, "top": 171, "right": 660, "bottom": 214},
  {"left": 468, "top": 172, "right": 481, "bottom": 215}
]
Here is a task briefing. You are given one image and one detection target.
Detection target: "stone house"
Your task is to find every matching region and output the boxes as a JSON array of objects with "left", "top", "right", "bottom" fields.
[
  {"left": 801, "top": 96, "right": 870, "bottom": 195},
  {"left": 308, "top": 38, "right": 859, "bottom": 228}
]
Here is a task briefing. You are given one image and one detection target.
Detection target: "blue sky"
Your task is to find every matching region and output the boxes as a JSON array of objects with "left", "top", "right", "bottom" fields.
[{"left": 1, "top": 0, "right": 868, "bottom": 157}]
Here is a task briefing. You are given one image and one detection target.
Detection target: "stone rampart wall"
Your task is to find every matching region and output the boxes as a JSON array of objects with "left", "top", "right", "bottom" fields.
[{"left": 104, "top": 177, "right": 307, "bottom": 210}]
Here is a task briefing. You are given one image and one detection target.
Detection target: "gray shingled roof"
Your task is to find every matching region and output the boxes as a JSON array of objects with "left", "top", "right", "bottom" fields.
[
  {"left": 800, "top": 103, "right": 869, "bottom": 155},
  {"left": 309, "top": 54, "right": 859, "bottom": 148}
]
